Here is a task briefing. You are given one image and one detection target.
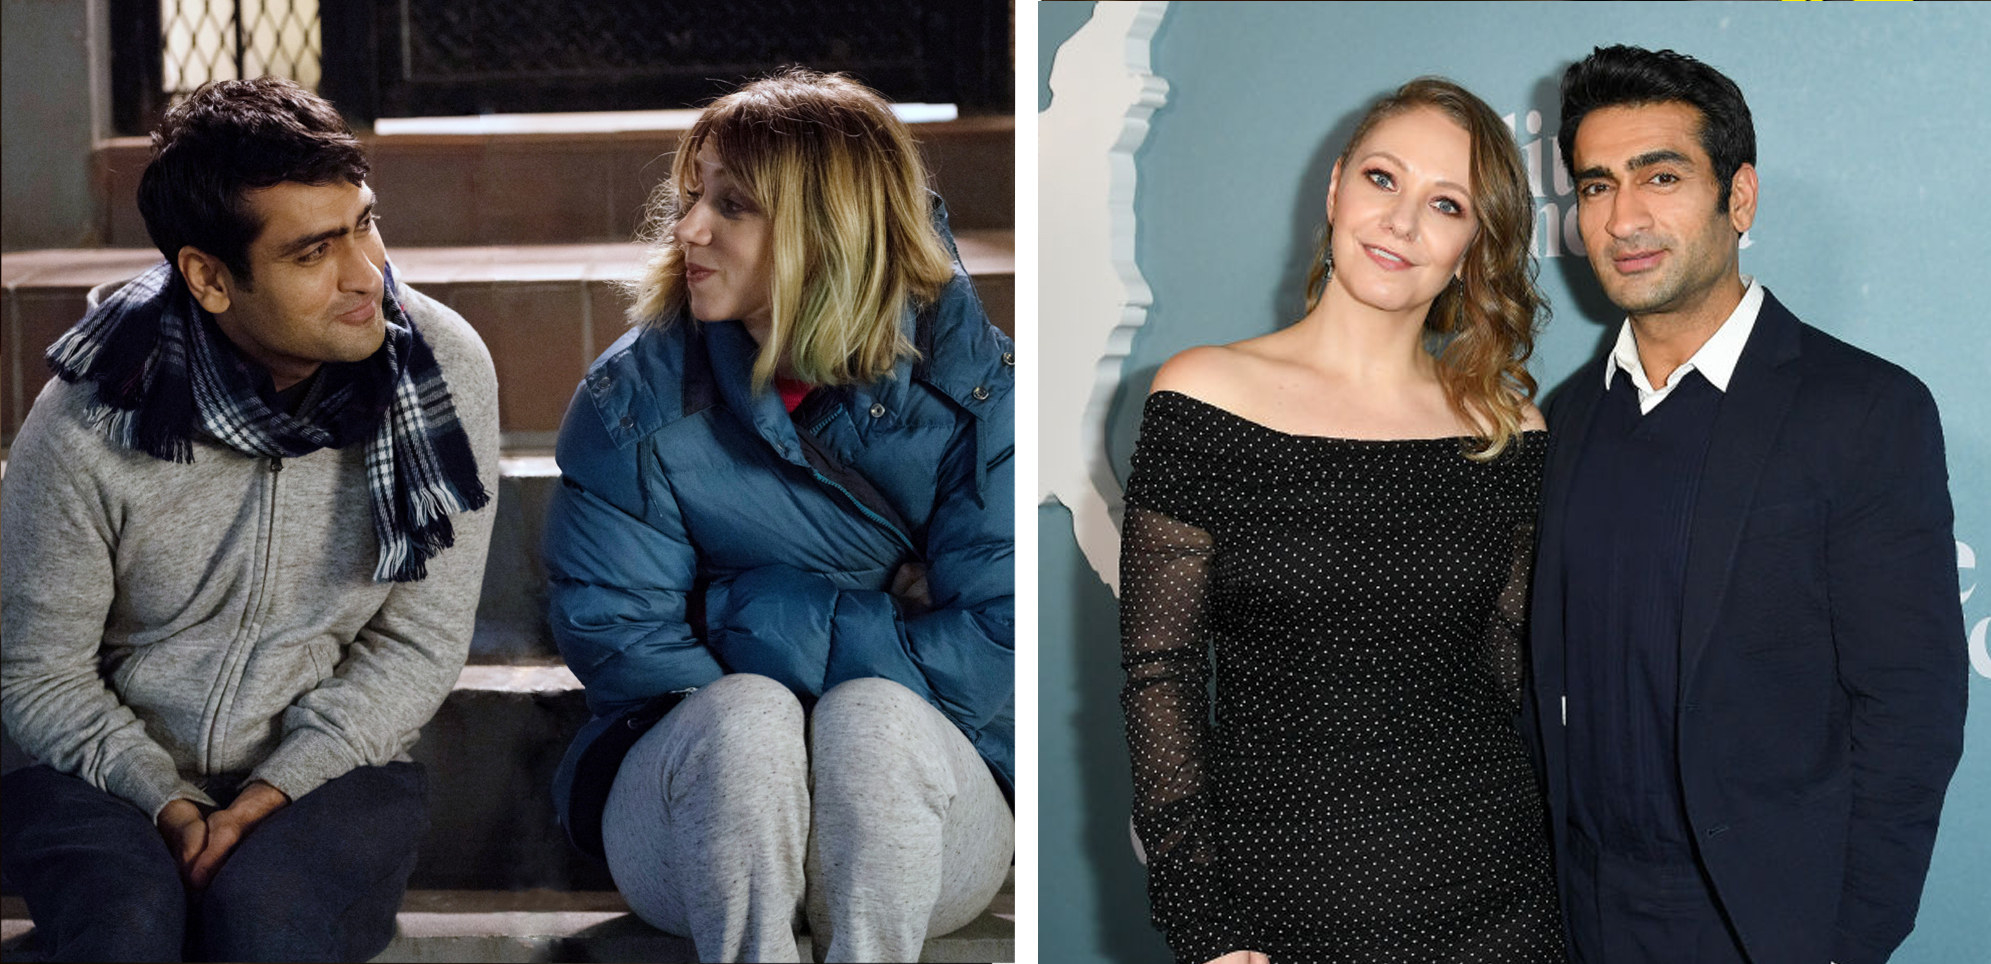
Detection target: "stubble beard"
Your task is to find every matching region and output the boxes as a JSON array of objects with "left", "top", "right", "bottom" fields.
[{"left": 1597, "top": 233, "right": 1735, "bottom": 323}]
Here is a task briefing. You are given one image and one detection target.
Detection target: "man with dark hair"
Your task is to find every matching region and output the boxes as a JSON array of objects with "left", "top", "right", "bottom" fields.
[
  {"left": 1530, "top": 45, "right": 1966, "bottom": 964},
  {"left": 1, "top": 77, "right": 498, "bottom": 961}
]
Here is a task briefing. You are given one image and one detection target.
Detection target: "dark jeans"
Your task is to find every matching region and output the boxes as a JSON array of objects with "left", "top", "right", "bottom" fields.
[{"left": 1, "top": 762, "right": 428, "bottom": 962}]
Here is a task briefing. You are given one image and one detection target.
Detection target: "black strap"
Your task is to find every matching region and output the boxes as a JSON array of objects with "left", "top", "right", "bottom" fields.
[
  {"left": 792, "top": 418, "right": 920, "bottom": 551},
  {"left": 567, "top": 689, "right": 693, "bottom": 860}
]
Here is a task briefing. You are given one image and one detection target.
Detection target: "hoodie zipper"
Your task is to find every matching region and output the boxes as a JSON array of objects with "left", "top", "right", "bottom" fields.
[{"left": 199, "top": 455, "right": 286, "bottom": 771}]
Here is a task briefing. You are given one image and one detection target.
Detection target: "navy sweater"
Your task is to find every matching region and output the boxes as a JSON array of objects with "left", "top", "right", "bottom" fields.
[{"left": 1562, "top": 369, "right": 1721, "bottom": 860}]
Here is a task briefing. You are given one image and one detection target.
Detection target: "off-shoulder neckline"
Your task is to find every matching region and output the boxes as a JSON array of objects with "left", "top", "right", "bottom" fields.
[{"left": 1148, "top": 389, "right": 1549, "bottom": 446}]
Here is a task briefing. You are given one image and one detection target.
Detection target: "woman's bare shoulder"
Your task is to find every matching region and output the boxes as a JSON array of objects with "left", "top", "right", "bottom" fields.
[
  {"left": 1519, "top": 398, "right": 1546, "bottom": 432},
  {"left": 1151, "top": 344, "right": 1244, "bottom": 395},
  {"left": 1149, "top": 336, "right": 1289, "bottom": 407}
]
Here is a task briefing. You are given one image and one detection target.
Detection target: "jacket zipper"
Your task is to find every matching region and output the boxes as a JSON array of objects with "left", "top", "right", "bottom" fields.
[
  {"left": 200, "top": 455, "right": 285, "bottom": 771},
  {"left": 810, "top": 469, "right": 915, "bottom": 554},
  {"left": 799, "top": 401, "right": 914, "bottom": 553}
]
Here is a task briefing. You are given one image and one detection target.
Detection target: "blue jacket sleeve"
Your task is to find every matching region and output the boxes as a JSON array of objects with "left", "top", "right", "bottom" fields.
[
  {"left": 824, "top": 408, "right": 1015, "bottom": 728},
  {"left": 706, "top": 398, "right": 1016, "bottom": 740},
  {"left": 543, "top": 387, "right": 725, "bottom": 718}
]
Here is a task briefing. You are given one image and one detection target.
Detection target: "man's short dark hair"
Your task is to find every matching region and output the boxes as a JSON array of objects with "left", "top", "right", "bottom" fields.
[
  {"left": 137, "top": 77, "right": 368, "bottom": 286},
  {"left": 1557, "top": 45, "right": 1755, "bottom": 213}
]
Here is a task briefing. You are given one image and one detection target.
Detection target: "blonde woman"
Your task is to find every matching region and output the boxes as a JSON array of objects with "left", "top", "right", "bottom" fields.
[
  {"left": 1120, "top": 77, "right": 1563, "bottom": 962},
  {"left": 543, "top": 70, "right": 1014, "bottom": 963}
]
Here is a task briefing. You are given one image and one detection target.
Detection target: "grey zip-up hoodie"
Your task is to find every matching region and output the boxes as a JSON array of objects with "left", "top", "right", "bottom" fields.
[{"left": 1, "top": 280, "right": 499, "bottom": 820}]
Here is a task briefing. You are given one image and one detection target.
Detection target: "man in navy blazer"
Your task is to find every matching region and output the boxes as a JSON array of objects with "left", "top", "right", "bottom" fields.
[{"left": 1532, "top": 46, "right": 1966, "bottom": 964}]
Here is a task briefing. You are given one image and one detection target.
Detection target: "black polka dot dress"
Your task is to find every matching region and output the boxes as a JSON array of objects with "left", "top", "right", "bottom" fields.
[{"left": 1120, "top": 391, "right": 1564, "bottom": 964}]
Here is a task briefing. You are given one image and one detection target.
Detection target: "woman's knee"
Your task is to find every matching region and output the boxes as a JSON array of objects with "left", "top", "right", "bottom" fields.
[
  {"left": 621, "top": 673, "right": 808, "bottom": 802},
  {"left": 815, "top": 677, "right": 930, "bottom": 736},
  {"left": 692, "top": 673, "right": 806, "bottom": 730},
  {"left": 811, "top": 677, "right": 952, "bottom": 795},
  {"left": 689, "top": 673, "right": 804, "bottom": 750}
]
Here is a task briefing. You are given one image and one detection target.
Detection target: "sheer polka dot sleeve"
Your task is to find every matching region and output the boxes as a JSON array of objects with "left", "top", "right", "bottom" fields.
[
  {"left": 1120, "top": 393, "right": 1237, "bottom": 963},
  {"left": 1481, "top": 519, "right": 1537, "bottom": 713}
]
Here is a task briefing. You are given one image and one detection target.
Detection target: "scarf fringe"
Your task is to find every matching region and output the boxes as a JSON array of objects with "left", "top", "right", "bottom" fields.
[{"left": 46, "top": 326, "right": 105, "bottom": 376}]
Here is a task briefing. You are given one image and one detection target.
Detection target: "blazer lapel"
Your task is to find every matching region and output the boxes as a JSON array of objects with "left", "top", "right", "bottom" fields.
[{"left": 1678, "top": 289, "right": 1805, "bottom": 682}]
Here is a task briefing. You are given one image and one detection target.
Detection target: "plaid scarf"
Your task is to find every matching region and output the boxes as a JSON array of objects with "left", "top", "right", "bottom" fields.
[{"left": 46, "top": 260, "right": 489, "bottom": 582}]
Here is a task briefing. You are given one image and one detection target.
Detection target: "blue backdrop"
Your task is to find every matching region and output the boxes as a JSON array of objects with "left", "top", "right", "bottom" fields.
[{"left": 1038, "top": 3, "right": 1991, "bottom": 961}]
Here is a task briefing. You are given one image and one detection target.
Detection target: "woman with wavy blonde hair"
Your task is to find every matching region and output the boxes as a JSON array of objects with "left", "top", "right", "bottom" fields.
[
  {"left": 544, "top": 68, "right": 1015, "bottom": 963},
  {"left": 1119, "top": 77, "right": 1564, "bottom": 963}
]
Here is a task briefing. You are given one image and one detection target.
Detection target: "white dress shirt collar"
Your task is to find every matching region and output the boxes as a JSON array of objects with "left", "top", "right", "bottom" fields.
[{"left": 1604, "top": 276, "right": 1764, "bottom": 414}]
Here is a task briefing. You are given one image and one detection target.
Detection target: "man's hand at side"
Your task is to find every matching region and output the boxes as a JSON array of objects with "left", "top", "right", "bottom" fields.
[{"left": 184, "top": 781, "right": 291, "bottom": 889}]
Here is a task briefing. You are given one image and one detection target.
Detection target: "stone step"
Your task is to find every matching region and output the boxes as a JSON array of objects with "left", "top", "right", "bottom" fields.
[
  {"left": 472, "top": 459, "right": 560, "bottom": 664},
  {"left": 1, "top": 232, "right": 1014, "bottom": 442},
  {"left": 90, "top": 115, "right": 1014, "bottom": 248},
  {"left": 1, "top": 869, "right": 1016, "bottom": 962},
  {"left": 405, "top": 666, "right": 602, "bottom": 891}
]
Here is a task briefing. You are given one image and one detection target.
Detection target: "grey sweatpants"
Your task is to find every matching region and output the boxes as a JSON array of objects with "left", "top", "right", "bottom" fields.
[{"left": 602, "top": 674, "right": 1014, "bottom": 963}]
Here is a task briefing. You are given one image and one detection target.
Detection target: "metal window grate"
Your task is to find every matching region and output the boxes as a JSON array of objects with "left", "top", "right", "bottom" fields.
[
  {"left": 160, "top": 0, "right": 322, "bottom": 102},
  {"left": 375, "top": 0, "right": 1010, "bottom": 118},
  {"left": 115, "top": 0, "right": 1010, "bottom": 134},
  {"left": 401, "top": 1, "right": 928, "bottom": 79}
]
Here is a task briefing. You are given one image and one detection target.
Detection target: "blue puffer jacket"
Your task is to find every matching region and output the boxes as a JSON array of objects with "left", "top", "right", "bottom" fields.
[{"left": 543, "top": 211, "right": 1014, "bottom": 857}]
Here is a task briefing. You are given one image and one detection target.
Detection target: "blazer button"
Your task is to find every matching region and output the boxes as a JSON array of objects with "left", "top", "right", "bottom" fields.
[
  {"left": 971, "top": 386, "right": 990, "bottom": 401},
  {"left": 869, "top": 403, "right": 886, "bottom": 418},
  {"left": 1001, "top": 351, "right": 1015, "bottom": 367},
  {"left": 619, "top": 415, "right": 636, "bottom": 428}
]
